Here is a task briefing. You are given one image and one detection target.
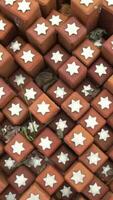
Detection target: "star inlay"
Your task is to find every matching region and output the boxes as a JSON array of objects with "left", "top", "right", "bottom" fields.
[
  {"left": 82, "top": 84, "right": 94, "bottom": 96},
  {"left": 65, "top": 23, "right": 80, "bottom": 36},
  {"left": 34, "top": 23, "right": 48, "bottom": 35},
  {"left": 56, "top": 118, "right": 68, "bottom": 132},
  {"left": 66, "top": 62, "right": 80, "bottom": 75},
  {"left": 87, "top": 152, "right": 101, "bottom": 165},
  {"left": 89, "top": 183, "right": 101, "bottom": 197},
  {"left": 28, "top": 121, "right": 39, "bottom": 133},
  {"left": 4, "top": 157, "right": 16, "bottom": 170},
  {"left": 10, "top": 40, "right": 21, "bottom": 52},
  {"left": 24, "top": 88, "right": 37, "bottom": 100},
  {"left": 37, "top": 101, "right": 50, "bottom": 115},
  {"left": 60, "top": 186, "right": 72, "bottom": 198},
  {"left": 80, "top": 0, "right": 93, "bottom": 6},
  {"left": 71, "top": 132, "right": 86, "bottom": 146},
  {"left": 43, "top": 174, "right": 57, "bottom": 187},
  {"left": 14, "top": 74, "right": 26, "bottom": 86},
  {"left": 54, "top": 86, "right": 67, "bottom": 99},
  {"left": 71, "top": 170, "right": 85, "bottom": 184},
  {"left": 21, "top": 50, "right": 35, "bottom": 63},
  {"left": 106, "top": 0, "right": 113, "bottom": 6},
  {"left": 5, "top": 192, "right": 16, "bottom": 200},
  {"left": 81, "top": 46, "right": 94, "bottom": 59},
  {"left": 0, "top": 19, "right": 6, "bottom": 31},
  {"left": 14, "top": 174, "right": 28, "bottom": 187},
  {"left": 29, "top": 155, "right": 42, "bottom": 168},
  {"left": 0, "top": 52, "right": 3, "bottom": 61},
  {"left": 11, "top": 141, "right": 25, "bottom": 155},
  {"left": 8, "top": 103, "right": 22, "bottom": 116},
  {"left": 85, "top": 115, "right": 98, "bottom": 129},
  {"left": 4, "top": 0, "right": 16, "bottom": 6},
  {"left": 95, "top": 63, "right": 107, "bottom": 77},
  {"left": 102, "top": 165, "right": 111, "bottom": 177},
  {"left": 68, "top": 99, "right": 83, "bottom": 113},
  {"left": 39, "top": 137, "right": 52, "bottom": 150},
  {"left": 18, "top": 0, "right": 31, "bottom": 13},
  {"left": 57, "top": 152, "right": 69, "bottom": 164},
  {"left": 27, "top": 193, "right": 40, "bottom": 200},
  {"left": 98, "top": 96, "right": 112, "bottom": 109},
  {"left": 0, "top": 87, "right": 5, "bottom": 99},
  {"left": 51, "top": 51, "right": 63, "bottom": 63},
  {"left": 49, "top": 15, "right": 62, "bottom": 26},
  {"left": 98, "top": 128, "right": 110, "bottom": 141}
]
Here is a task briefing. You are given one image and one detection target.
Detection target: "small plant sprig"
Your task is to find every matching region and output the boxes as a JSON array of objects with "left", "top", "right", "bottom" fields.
[{"left": 88, "top": 28, "right": 108, "bottom": 42}]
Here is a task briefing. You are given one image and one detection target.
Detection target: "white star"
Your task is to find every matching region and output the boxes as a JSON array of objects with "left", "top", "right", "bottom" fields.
[
  {"left": 102, "top": 165, "right": 111, "bottom": 177},
  {"left": 34, "top": 23, "right": 48, "bottom": 35},
  {"left": 85, "top": 115, "right": 98, "bottom": 129},
  {"left": 95, "top": 63, "right": 107, "bottom": 77},
  {"left": 81, "top": 46, "right": 94, "bottom": 59},
  {"left": 4, "top": 0, "right": 16, "bottom": 5},
  {"left": 14, "top": 74, "right": 26, "bottom": 86},
  {"left": 27, "top": 193, "right": 40, "bottom": 200},
  {"left": 57, "top": 152, "right": 69, "bottom": 164},
  {"left": 49, "top": 15, "right": 62, "bottom": 26},
  {"left": 71, "top": 170, "right": 85, "bottom": 184},
  {"left": 4, "top": 157, "right": 16, "bottom": 170},
  {"left": 0, "top": 87, "right": 5, "bottom": 99},
  {"left": 21, "top": 50, "right": 35, "bottom": 63},
  {"left": 56, "top": 118, "right": 68, "bottom": 132},
  {"left": 10, "top": 41, "right": 21, "bottom": 52},
  {"left": 98, "top": 96, "right": 112, "bottom": 109},
  {"left": 18, "top": 0, "right": 31, "bottom": 13},
  {"left": 54, "top": 87, "right": 67, "bottom": 99},
  {"left": 24, "top": 88, "right": 37, "bottom": 101},
  {"left": 65, "top": 23, "right": 80, "bottom": 36},
  {"left": 8, "top": 103, "right": 22, "bottom": 116},
  {"left": 87, "top": 152, "right": 101, "bottom": 165},
  {"left": 0, "top": 20, "right": 6, "bottom": 30},
  {"left": 89, "top": 183, "right": 101, "bottom": 197},
  {"left": 98, "top": 128, "right": 110, "bottom": 141},
  {"left": 68, "top": 99, "right": 83, "bottom": 113},
  {"left": 11, "top": 141, "right": 25, "bottom": 155},
  {"left": 29, "top": 156, "right": 42, "bottom": 168},
  {"left": 37, "top": 101, "right": 50, "bottom": 115},
  {"left": 60, "top": 186, "right": 72, "bottom": 198},
  {"left": 80, "top": 0, "right": 93, "bottom": 6},
  {"left": 0, "top": 52, "right": 3, "bottom": 61},
  {"left": 43, "top": 174, "right": 57, "bottom": 187},
  {"left": 39, "top": 137, "right": 52, "bottom": 150},
  {"left": 106, "top": 0, "right": 113, "bottom": 6},
  {"left": 14, "top": 174, "right": 28, "bottom": 187},
  {"left": 5, "top": 192, "right": 16, "bottom": 200},
  {"left": 82, "top": 84, "right": 94, "bottom": 96},
  {"left": 28, "top": 121, "right": 39, "bottom": 133},
  {"left": 71, "top": 132, "right": 86, "bottom": 146},
  {"left": 66, "top": 62, "right": 80, "bottom": 76},
  {"left": 51, "top": 51, "right": 63, "bottom": 63}
]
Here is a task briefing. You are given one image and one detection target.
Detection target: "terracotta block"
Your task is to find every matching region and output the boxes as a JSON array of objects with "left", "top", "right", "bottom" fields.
[
  {"left": 102, "top": 191, "right": 113, "bottom": 200},
  {"left": 104, "top": 75, "right": 113, "bottom": 94},
  {"left": 102, "top": 35, "right": 113, "bottom": 65},
  {"left": 38, "top": 0, "right": 56, "bottom": 17},
  {"left": 0, "top": 0, "right": 41, "bottom": 31},
  {"left": 58, "top": 56, "right": 87, "bottom": 89},
  {"left": 26, "top": 17, "right": 56, "bottom": 54},
  {"left": 3, "top": 97, "right": 28, "bottom": 125},
  {"left": 94, "top": 126, "right": 113, "bottom": 151},
  {"left": 9, "top": 69, "right": 32, "bottom": 92},
  {"left": 0, "top": 154, "right": 16, "bottom": 175},
  {"left": 64, "top": 125, "right": 94, "bottom": 155},
  {"left": 0, "top": 44, "right": 17, "bottom": 78},
  {"left": 0, "top": 186, "right": 20, "bottom": 200},
  {"left": 83, "top": 176, "right": 109, "bottom": 200},
  {"left": 36, "top": 165, "right": 64, "bottom": 195},
  {"left": 47, "top": 79, "right": 73, "bottom": 105},
  {"left": 107, "top": 113, "right": 113, "bottom": 129},
  {"left": 15, "top": 43, "right": 44, "bottom": 77},
  {"left": 71, "top": 0, "right": 102, "bottom": 31},
  {"left": 19, "top": 182, "right": 50, "bottom": 200},
  {"left": 96, "top": 160, "right": 113, "bottom": 183},
  {"left": 61, "top": 92, "right": 90, "bottom": 121},
  {"left": 88, "top": 57, "right": 113, "bottom": 85},
  {"left": 79, "top": 108, "right": 106, "bottom": 136},
  {"left": 44, "top": 44, "right": 70, "bottom": 73},
  {"left": 107, "top": 146, "right": 113, "bottom": 161},
  {"left": 49, "top": 111, "right": 75, "bottom": 137},
  {"left": 0, "top": 78, "right": 15, "bottom": 109},
  {"left": 58, "top": 16, "right": 87, "bottom": 52},
  {"left": 73, "top": 39, "right": 100, "bottom": 67},
  {"left": 19, "top": 80, "right": 43, "bottom": 105},
  {"left": 51, "top": 145, "right": 76, "bottom": 171},
  {"left": 0, "top": 14, "right": 17, "bottom": 46},
  {"left": 65, "top": 162, "right": 93, "bottom": 192},
  {"left": 91, "top": 89, "right": 113, "bottom": 118},
  {"left": 7, "top": 36, "right": 26, "bottom": 56},
  {"left": 47, "top": 9, "right": 68, "bottom": 31},
  {"left": 8, "top": 166, "right": 35, "bottom": 194},
  {"left": 5, "top": 133, "right": 34, "bottom": 162},
  {"left": 80, "top": 144, "right": 108, "bottom": 173},
  {"left": 29, "top": 93, "right": 60, "bottom": 124},
  {"left": 33, "top": 127, "right": 61, "bottom": 157},
  {"left": 76, "top": 78, "right": 100, "bottom": 102},
  {"left": 0, "top": 172, "right": 8, "bottom": 193}
]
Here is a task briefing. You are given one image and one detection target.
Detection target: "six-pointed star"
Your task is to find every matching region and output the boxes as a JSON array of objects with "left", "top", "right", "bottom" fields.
[
  {"left": 4, "top": 157, "right": 15, "bottom": 170},
  {"left": 65, "top": 23, "right": 80, "bottom": 36},
  {"left": 102, "top": 165, "right": 111, "bottom": 177},
  {"left": 4, "top": 0, "right": 16, "bottom": 6},
  {"left": 98, "top": 128, "right": 110, "bottom": 141},
  {"left": 80, "top": 0, "right": 94, "bottom": 6},
  {"left": 95, "top": 63, "right": 107, "bottom": 77},
  {"left": 81, "top": 46, "right": 94, "bottom": 59},
  {"left": 43, "top": 173, "right": 57, "bottom": 187},
  {"left": 71, "top": 132, "right": 86, "bottom": 146},
  {"left": 106, "top": 0, "right": 113, "bottom": 6},
  {"left": 66, "top": 62, "right": 80, "bottom": 75},
  {"left": 60, "top": 186, "right": 72, "bottom": 198},
  {"left": 10, "top": 40, "right": 21, "bottom": 52},
  {"left": 39, "top": 136, "right": 53, "bottom": 150},
  {"left": 21, "top": 50, "right": 35, "bottom": 63},
  {"left": 14, "top": 74, "right": 26, "bottom": 86},
  {"left": 85, "top": 115, "right": 98, "bottom": 129},
  {"left": 51, "top": 51, "right": 63, "bottom": 63},
  {"left": 98, "top": 96, "right": 112, "bottom": 109},
  {"left": 82, "top": 84, "right": 94, "bottom": 96},
  {"left": 87, "top": 152, "right": 101, "bottom": 165},
  {"left": 56, "top": 118, "right": 68, "bottom": 132},
  {"left": 27, "top": 193, "right": 40, "bottom": 200},
  {"left": 8, "top": 103, "right": 22, "bottom": 116},
  {"left": 57, "top": 152, "right": 69, "bottom": 164},
  {"left": 71, "top": 170, "right": 85, "bottom": 184},
  {"left": 5, "top": 192, "right": 16, "bottom": 200},
  {"left": 11, "top": 141, "right": 25, "bottom": 155},
  {"left": 54, "top": 86, "right": 67, "bottom": 99},
  {"left": 24, "top": 88, "right": 37, "bottom": 100},
  {"left": 49, "top": 15, "right": 62, "bottom": 26},
  {"left": 0, "top": 19, "right": 6, "bottom": 31},
  {"left": 18, "top": 0, "right": 31, "bottom": 13},
  {"left": 14, "top": 174, "right": 28, "bottom": 187},
  {"left": 68, "top": 99, "right": 83, "bottom": 113},
  {"left": 37, "top": 101, "right": 50, "bottom": 115},
  {"left": 34, "top": 23, "right": 48, "bottom": 35},
  {"left": 89, "top": 183, "right": 101, "bottom": 197}
]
